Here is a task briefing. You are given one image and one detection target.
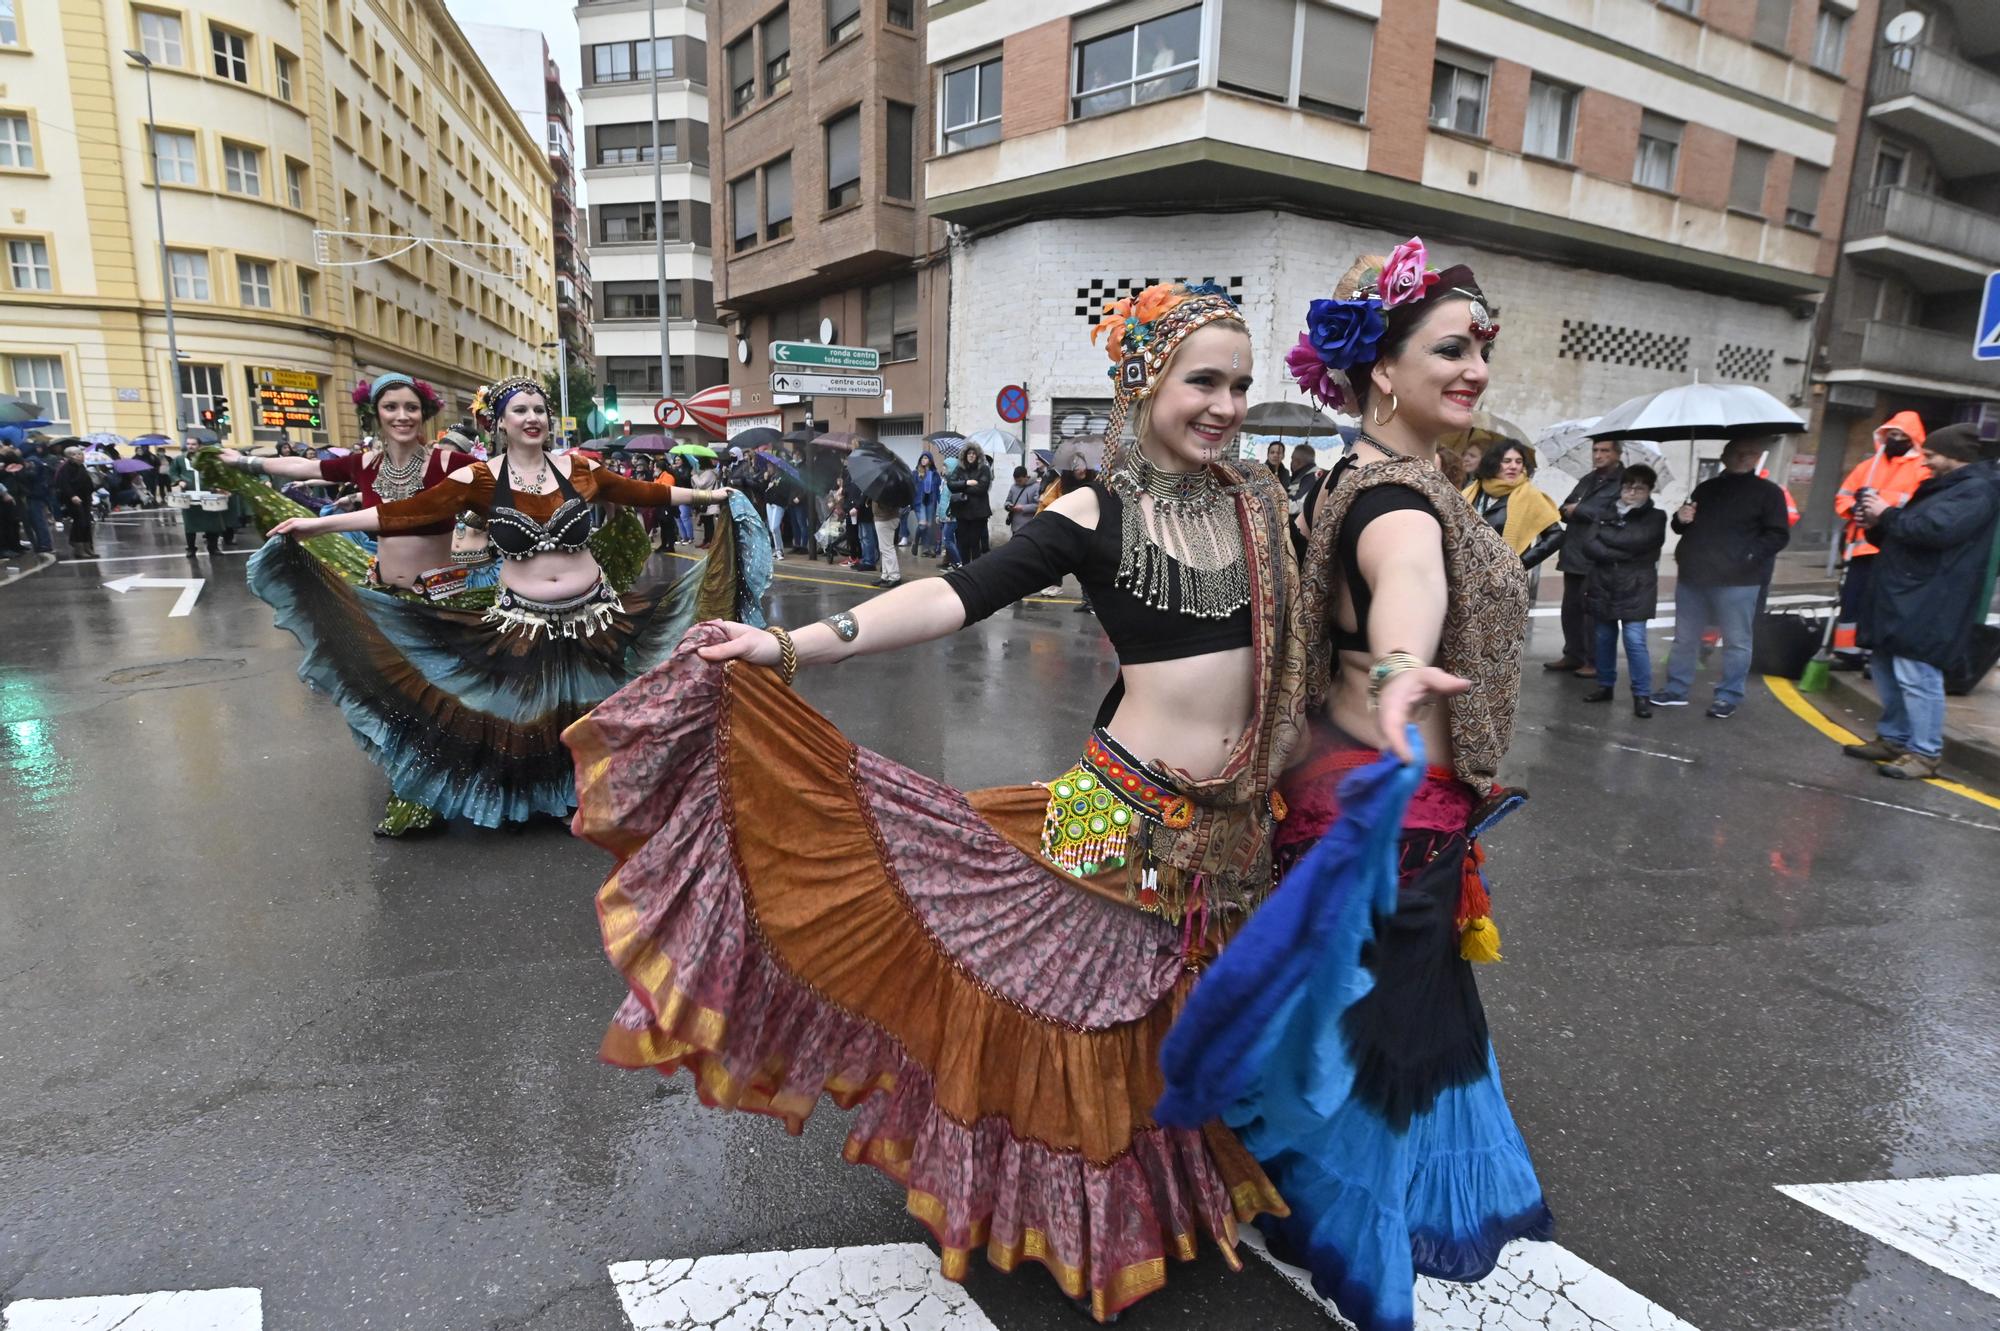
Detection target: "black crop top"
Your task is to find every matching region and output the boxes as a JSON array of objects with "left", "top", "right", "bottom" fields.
[
  {"left": 943, "top": 480, "right": 1252, "bottom": 666},
  {"left": 1306, "top": 461, "right": 1439, "bottom": 655},
  {"left": 489, "top": 457, "right": 594, "bottom": 559}
]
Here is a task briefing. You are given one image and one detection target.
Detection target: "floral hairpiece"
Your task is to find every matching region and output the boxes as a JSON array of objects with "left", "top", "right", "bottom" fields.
[
  {"left": 1091, "top": 281, "right": 1237, "bottom": 370},
  {"left": 351, "top": 375, "right": 443, "bottom": 428},
  {"left": 1287, "top": 237, "right": 1496, "bottom": 411}
]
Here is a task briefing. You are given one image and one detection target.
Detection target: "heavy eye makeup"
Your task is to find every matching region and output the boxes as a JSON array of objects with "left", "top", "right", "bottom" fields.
[{"left": 1182, "top": 368, "right": 1255, "bottom": 393}]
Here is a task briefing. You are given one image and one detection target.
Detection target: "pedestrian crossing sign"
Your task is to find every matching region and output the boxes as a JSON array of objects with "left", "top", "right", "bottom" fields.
[{"left": 1978, "top": 271, "right": 2000, "bottom": 360}]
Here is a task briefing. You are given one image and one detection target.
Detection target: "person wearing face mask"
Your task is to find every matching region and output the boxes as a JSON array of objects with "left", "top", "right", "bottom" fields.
[
  {"left": 1830, "top": 411, "right": 1929, "bottom": 670},
  {"left": 565, "top": 283, "right": 1308, "bottom": 1322},
  {"left": 1198, "top": 239, "right": 1548, "bottom": 1331},
  {"left": 257, "top": 376, "right": 767, "bottom": 835}
]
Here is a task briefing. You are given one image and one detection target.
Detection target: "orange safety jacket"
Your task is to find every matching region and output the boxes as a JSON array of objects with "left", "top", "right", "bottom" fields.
[{"left": 1834, "top": 411, "right": 1930, "bottom": 560}]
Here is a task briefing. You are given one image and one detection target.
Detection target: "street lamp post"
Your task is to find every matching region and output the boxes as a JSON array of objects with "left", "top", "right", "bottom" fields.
[
  {"left": 541, "top": 339, "right": 570, "bottom": 443},
  {"left": 648, "top": 0, "right": 670, "bottom": 406},
  {"left": 126, "top": 49, "right": 188, "bottom": 434}
]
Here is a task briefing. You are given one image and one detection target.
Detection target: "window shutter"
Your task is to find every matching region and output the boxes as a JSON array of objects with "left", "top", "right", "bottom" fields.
[
  {"left": 1218, "top": 0, "right": 1295, "bottom": 102},
  {"left": 1729, "top": 143, "right": 1771, "bottom": 213},
  {"left": 765, "top": 157, "right": 792, "bottom": 225},
  {"left": 826, "top": 110, "right": 861, "bottom": 190},
  {"left": 1298, "top": 5, "right": 1373, "bottom": 114},
  {"left": 1788, "top": 161, "right": 1827, "bottom": 224}
]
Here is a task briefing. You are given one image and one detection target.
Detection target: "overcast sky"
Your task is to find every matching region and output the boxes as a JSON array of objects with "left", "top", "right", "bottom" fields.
[{"left": 444, "top": 0, "right": 583, "bottom": 114}]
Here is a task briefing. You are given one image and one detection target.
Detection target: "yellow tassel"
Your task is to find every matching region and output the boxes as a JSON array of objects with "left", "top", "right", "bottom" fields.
[{"left": 1459, "top": 917, "right": 1502, "bottom": 963}]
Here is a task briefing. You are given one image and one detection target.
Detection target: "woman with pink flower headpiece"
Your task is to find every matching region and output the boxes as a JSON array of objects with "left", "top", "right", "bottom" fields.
[{"left": 1156, "top": 239, "right": 1553, "bottom": 1331}]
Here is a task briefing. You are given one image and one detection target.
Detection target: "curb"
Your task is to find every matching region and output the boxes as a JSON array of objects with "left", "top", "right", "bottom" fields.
[{"left": 1815, "top": 670, "right": 2000, "bottom": 788}]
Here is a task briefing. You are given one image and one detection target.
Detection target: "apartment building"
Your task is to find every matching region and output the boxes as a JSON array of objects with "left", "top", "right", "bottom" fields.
[
  {"left": 463, "top": 22, "right": 594, "bottom": 364},
  {"left": 574, "top": 0, "right": 728, "bottom": 410},
  {"left": 708, "top": 0, "right": 944, "bottom": 445},
  {"left": 1804, "top": 0, "right": 2000, "bottom": 534},
  {"left": 925, "top": 0, "right": 1874, "bottom": 501},
  {"left": 0, "top": 0, "right": 557, "bottom": 445}
]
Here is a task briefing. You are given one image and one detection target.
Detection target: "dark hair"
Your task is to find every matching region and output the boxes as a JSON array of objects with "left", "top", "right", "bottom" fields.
[
  {"left": 1012, "top": 465, "right": 1029, "bottom": 480},
  {"left": 1925, "top": 423, "right": 1981, "bottom": 463},
  {"left": 916, "top": 453, "right": 933, "bottom": 469},
  {"left": 1475, "top": 440, "right": 1533, "bottom": 481},
  {"left": 1623, "top": 464, "right": 1658, "bottom": 488},
  {"left": 1348, "top": 265, "right": 1489, "bottom": 414}
]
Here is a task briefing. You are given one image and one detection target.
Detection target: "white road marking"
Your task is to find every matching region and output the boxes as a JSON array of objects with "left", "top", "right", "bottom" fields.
[
  {"left": 1608, "top": 743, "right": 1696, "bottom": 764},
  {"left": 1781, "top": 781, "right": 2000, "bottom": 834},
  {"left": 2, "top": 1286, "right": 261, "bottom": 1330},
  {"left": 62, "top": 550, "right": 253, "bottom": 565},
  {"left": 610, "top": 1245, "right": 997, "bottom": 1330},
  {"left": 102, "top": 573, "right": 205, "bottom": 617},
  {"left": 1778, "top": 1174, "right": 2000, "bottom": 1301},
  {"left": 1242, "top": 1229, "right": 1702, "bottom": 1331},
  {"left": 1527, "top": 592, "right": 1832, "bottom": 626},
  {"left": 1, "top": 552, "right": 58, "bottom": 586}
]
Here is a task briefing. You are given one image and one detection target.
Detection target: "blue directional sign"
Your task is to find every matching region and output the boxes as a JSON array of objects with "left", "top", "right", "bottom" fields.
[{"left": 1978, "top": 271, "right": 2000, "bottom": 361}]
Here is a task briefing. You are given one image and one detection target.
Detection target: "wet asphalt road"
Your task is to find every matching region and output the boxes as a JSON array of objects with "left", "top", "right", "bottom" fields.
[{"left": 2, "top": 511, "right": 1997, "bottom": 1331}]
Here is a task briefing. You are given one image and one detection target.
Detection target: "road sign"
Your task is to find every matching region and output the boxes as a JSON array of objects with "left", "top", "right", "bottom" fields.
[
  {"left": 770, "top": 341, "right": 880, "bottom": 371},
  {"left": 654, "top": 397, "right": 685, "bottom": 427},
  {"left": 253, "top": 366, "right": 317, "bottom": 391},
  {"left": 1978, "top": 272, "right": 2000, "bottom": 361},
  {"left": 769, "top": 371, "right": 883, "bottom": 398},
  {"left": 257, "top": 384, "right": 322, "bottom": 430},
  {"left": 560, "top": 415, "right": 578, "bottom": 434},
  {"left": 996, "top": 384, "right": 1029, "bottom": 423}
]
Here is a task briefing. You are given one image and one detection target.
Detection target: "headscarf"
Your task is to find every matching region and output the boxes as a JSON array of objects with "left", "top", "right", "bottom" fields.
[{"left": 1091, "top": 281, "right": 1243, "bottom": 469}]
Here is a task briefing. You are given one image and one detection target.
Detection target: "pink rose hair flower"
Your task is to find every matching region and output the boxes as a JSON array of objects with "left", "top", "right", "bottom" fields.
[
  {"left": 1378, "top": 237, "right": 1440, "bottom": 310},
  {"left": 1285, "top": 333, "right": 1348, "bottom": 412}
]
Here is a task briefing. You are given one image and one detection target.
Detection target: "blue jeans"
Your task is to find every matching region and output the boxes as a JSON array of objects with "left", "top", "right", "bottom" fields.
[
  {"left": 1874, "top": 653, "right": 1945, "bottom": 758},
  {"left": 1594, "top": 620, "right": 1652, "bottom": 696},
  {"left": 1663, "top": 582, "right": 1760, "bottom": 704},
  {"left": 939, "top": 517, "right": 961, "bottom": 565},
  {"left": 676, "top": 506, "right": 694, "bottom": 542},
  {"left": 859, "top": 520, "right": 879, "bottom": 566},
  {"left": 23, "top": 498, "right": 51, "bottom": 552}
]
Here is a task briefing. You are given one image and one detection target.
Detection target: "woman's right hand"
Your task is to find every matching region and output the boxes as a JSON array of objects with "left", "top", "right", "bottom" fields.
[
  {"left": 694, "top": 621, "right": 782, "bottom": 667},
  {"left": 1376, "top": 666, "right": 1471, "bottom": 764},
  {"left": 269, "top": 515, "right": 327, "bottom": 538},
  {"left": 218, "top": 447, "right": 244, "bottom": 465}
]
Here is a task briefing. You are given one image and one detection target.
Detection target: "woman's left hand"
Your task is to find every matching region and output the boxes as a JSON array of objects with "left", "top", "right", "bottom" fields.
[{"left": 1375, "top": 666, "right": 1470, "bottom": 764}]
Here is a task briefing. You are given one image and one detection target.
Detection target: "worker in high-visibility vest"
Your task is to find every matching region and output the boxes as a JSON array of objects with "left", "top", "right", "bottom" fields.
[{"left": 1831, "top": 410, "right": 1930, "bottom": 668}]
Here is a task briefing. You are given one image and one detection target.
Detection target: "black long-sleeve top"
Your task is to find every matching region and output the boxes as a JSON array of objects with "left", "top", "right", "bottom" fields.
[{"left": 1670, "top": 470, "right": 1791, "bottom": 587}]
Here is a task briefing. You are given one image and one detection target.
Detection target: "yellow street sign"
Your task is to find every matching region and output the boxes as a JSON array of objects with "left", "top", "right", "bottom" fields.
[
  {"left": 561, "top": 416, "right": 578, "bottom": 432},
  {"left": 254, "top": 366, "right": 318, "bottom": 391}
]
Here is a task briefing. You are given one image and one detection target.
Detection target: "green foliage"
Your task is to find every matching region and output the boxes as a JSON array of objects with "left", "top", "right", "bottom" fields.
[{"left": 590, "top": 509, "right": 652, "bottom": 595}]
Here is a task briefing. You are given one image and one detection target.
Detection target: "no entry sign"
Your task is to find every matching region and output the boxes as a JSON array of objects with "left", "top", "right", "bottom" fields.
[
  {"left": 654, "top": 397, "right": 685, "bottom": 427},
  {"left": 995, "top": 384, "right": 1029, "bottom": 423}
]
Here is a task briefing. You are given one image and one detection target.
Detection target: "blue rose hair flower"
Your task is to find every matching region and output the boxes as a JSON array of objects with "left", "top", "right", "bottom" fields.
[{"left": 1304, "top": 297, "right": 1386, "bottom": 371}]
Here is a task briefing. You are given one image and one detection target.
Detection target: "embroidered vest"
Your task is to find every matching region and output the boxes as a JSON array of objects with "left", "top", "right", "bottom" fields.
[{"left": 1293, "top": 457, "right": 1527, "bottom": 789}]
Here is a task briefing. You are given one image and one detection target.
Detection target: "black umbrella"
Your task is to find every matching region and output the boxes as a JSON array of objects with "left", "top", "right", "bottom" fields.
[
  {"left": 0, "top": 395, "right": 52, "bottom": 427},
  {"left": 846, "top": 443, "right": 916, "bottom": 509},
  {"left": 733, "top": 426, "right": 784, "bottom": 451},
  {"left": 782, "top": 426, "right": 824, "bottom": 448}
]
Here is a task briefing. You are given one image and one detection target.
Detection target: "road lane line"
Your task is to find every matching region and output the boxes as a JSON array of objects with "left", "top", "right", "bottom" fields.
[
  {"left": 609, "top": 1245, "right": 997, "bottom": 1330},
  {"left": 1779, "top": 781, "right": 2000, "bottom": 833},
  {"left": 2, "top": 1286, "right": 261, "bottom": 1330},
  {"left": 1778, "top": 1175, "right": 2000, "bottom": 1302},
  {"left": 1766, "top": 675, "right": 2000, "bottom": 813},
  {"left": 1608, "top": 743, "right": 1696, "bottom": 764}
]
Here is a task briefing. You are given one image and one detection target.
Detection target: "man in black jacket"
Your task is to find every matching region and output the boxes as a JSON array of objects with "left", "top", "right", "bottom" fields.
[
  {"left": 1546, "top": 437, "right": 1624, "bottom": 673},
  {"left": 1654, "top": 438, "right": 1792, "bottom": 718},
  {"left": 1841, "top": 425, "right": 2000, "bottom": 780}
]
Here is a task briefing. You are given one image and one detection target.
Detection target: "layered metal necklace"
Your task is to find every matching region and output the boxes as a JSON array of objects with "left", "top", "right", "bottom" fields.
[
  {"left": 374, "top": 441, "right": 434, "bottom": 503},
  {"left": 1106, "top": 451, "right": 1249, "bottom": 620}
]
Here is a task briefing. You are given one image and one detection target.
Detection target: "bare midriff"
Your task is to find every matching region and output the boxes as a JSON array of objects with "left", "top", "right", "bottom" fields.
[
  {"left": 1107, "top": 644, "right": 1256, "bottom": 779},
  {"left": 372, "top": 532, "right": 454, "bottom": 590},
  {"left": 498, "top": 547, "right": 603, "bottom": 602}
]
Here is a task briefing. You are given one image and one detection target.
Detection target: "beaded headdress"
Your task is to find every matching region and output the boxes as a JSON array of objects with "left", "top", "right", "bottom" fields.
[
  {"left": 1286, "top": 237, "right": 1497, "bottom": 413},
  {"left": 351, "top": 373, "right": 443, "bottom": 430},
  {"left": 485, "top": 375, "right": 544, "bottom": 420},
  {"left": 1091, "top": 281, "right": 1244, "bottom": 469}
]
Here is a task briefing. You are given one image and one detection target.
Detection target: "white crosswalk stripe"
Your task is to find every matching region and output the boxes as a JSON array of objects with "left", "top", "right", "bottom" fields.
[
  {"left": 1778, "top": 1173, "right": 2000, "bottom": 1302},
  {"left": 609, "top": 1245, "right": 997, "bottom": 1330},
  {"left": 1, "top": 1286, "right": 261, "bottom": 1331}
]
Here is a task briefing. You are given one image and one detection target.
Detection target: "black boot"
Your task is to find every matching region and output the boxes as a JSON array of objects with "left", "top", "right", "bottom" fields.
[
  {"left": 1633, "top": 695, "right": 1653, "bottom": 719},
  {"left": 1581, "top": 686, "right": 1614, "bottom": 703}
]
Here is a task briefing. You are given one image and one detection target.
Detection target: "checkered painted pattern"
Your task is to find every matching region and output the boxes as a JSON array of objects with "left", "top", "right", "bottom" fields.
[
  {"left": 1715, "top": 342, "right": 1775, "bottom": 382},
  {"left": 1075, "top": 277, "right": 1245, "bottom": 324},
  {"left": 1557, "top": 319, "right": 1691, "bottom": 374}
]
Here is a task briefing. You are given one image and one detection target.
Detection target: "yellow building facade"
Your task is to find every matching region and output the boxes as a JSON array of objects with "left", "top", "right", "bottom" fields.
[{"left": 0, "top": 0, "right": 557, "bottom": 446}]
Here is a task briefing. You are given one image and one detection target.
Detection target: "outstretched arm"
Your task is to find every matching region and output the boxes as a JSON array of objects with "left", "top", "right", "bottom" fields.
[
  {"left": 220, "top": 447, "right": 324, "bottom": 482},
  {"left": 585, "top": 460, "right": 730, "bottom": 509},
  {"left": 1354, "top": 508, "right": 1469, "bottom": 763}
]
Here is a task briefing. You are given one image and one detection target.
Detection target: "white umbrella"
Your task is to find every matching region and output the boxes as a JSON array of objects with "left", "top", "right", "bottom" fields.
[
  {"left": 961, "top": 426, "right": 1019, "bottom": 455},
  {"left": 1536, "top": 416, "right": 1676, "bottom": 496},
  {"left": 1588, "top": 381, "right": 1804, "bottom": 442}
]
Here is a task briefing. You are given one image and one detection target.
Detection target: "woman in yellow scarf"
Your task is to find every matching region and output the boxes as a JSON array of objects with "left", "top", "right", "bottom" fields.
[{"left": 1462, "top": 441, "right": 1565, "bottom": 569}]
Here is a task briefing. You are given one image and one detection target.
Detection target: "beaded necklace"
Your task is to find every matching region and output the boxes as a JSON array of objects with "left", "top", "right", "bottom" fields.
[
  {"left": 1104, "top": 450, "right": 1249, "bottom": 620},
  {"left": 374, "top": 441, "right": 434, "bottom": 503}
]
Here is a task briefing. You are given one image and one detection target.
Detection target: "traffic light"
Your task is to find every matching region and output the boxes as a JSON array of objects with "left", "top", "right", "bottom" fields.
[
  {"left": 200, "top": 408, "right": 217, "bottom": 427},
  {"left": 602, "top": 383, "right": 620, "bottom": 422},
  {"left": 216, "top": 396, "right": 231, "bottom": 438}
]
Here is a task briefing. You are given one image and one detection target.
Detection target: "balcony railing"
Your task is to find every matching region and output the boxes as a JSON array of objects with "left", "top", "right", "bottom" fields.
[
  {"left": 1847, "top": 186, "right": 2000, "bottom": 268},
  {"left": 1870, "top": 46, "right": 2000, "bottom": 131},
  {"left": 1829, "top": 320, "right": 2000, "bottom": 389}
]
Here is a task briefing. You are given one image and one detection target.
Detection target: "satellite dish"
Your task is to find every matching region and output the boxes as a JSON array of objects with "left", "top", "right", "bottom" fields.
[{"left": 1885, "top": 10, "right": 1925, "bottom": 44}]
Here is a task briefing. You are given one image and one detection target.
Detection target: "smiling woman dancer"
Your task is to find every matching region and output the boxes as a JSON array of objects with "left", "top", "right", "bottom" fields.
[
  {"left": 258, "top": 376, "right": 766, "bottom": 836},
  {"left": 563, "top": 283, "right": 1305, "bottom": 1321},
  {"left": 1162, "top": 240, "right": 1553, "bottom": 1331}
]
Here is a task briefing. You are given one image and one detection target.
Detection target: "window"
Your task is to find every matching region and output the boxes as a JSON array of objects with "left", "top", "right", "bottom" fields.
[
  {"left": 865, "top": 273, "right": 919, "bottom": 362},
  {"left": 1297, "top": 4, "right": 1372, "bottom": 118},
  {"left": 1812, "top": 7, "right": 1847, "bottom": 73},
  {"left": 1633, "top": 112, "right": 1681, "bottom": 191},
  {"left": 598, "top": 202, "right": 668, "bottom": 243},
  {"left": 223, "top": 142, "right": 261, "bottom": 195},
  {"left": 1752, "top": 0, "right": 1791, "bottom": 49},
  {"left": 180, "top": 362, "right": 223, "bottom": 429},
  {"left": 211, "top": 26, "right": 250, "bottom": 83},
  {"left": 237, "top": 257, "right": 273, "bottom": 307},
  {"left": 825, "top": 109, "right": 861, "bottom": 209},
  {"left": 1074, "top": 5, "right": 1200, "bottom": 119},
  {"left": 590, "top": 38, "right": 671, "bottom": 84},
  {"left": 167, "top": 248, "right": 210, "bottom": 298},
  {"left": 731, "top": 173, "right": 757, "bottom": 251},
  {"left": 1728, "top": 142, "right": 1771, "bottom": 214},
  {"left": 888, "top": 0, "right": 913, "bottom": 27},
  {"left": 942, "top": 57, "right": 1002, "bottom": 152},
  {"left": 0, "top": 0, "right": 15, "bottom": 46},
  {"left": 594, "top": 121, "right": 674, "bottom": 165},
  {"left": 1658, "top": 0, "right": 1697, "bottom": 13},
  {"left": 6, "top": 238, "right": 50, "bottom": 290},
  {"left": 604, "top": 356, "right": 663, "bottom": 396},
  {"left": 296, "top": 269, "right": 315, "bottom": 315},
  {"left": 765, "top": 155, "right": 793, "bottom": 239},
  {"left": 0, "top": 114, "right": 34, "bottom": 169},
  {"left": 886, "top": 102, "right": 914, "bottom": 200},
  {"left": 138, "top": 10, "right": 184, "bottom": 64},
  {"left": 1522, "top": 78, "right": 1576, "bottom": 161},
  {"left": 10, "top": 356, "right": 70, "bottom": 431},
  {"left": 1871, "top": 143, "right": 1906, "bottom": 192},
  {"left": 603, "top": 281, "right": 661, "bottom": 320},
  {"left": 1428, "top": 49, "right": 1489, "bottom": 136},
  {"left": 827, "top": 0, "right": 861, "bottom": 45},
  {"left": 147, "top": 128, "right": 196, "bottom": 184},
  {"left": 334, "top": 91, "right": 350, "bottom": 140},
  {"left": 763, "top": 10, "right": 791, "bottom": 97},
  {"left": 1786, "top": 161, "right": 1826, "bottom": 229},
  {"left": 285, "top": 159, "right": 306, "bottom": 209},
  {"left": 727, "top": 36, "right": 755, "bottom": 114},
  {"left": 275, "top": 51, "right": 295, "bottom": 100}
]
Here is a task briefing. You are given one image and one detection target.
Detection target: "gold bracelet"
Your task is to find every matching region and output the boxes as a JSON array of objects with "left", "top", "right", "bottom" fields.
[
  {"left": 1367, "top": 650, "right": 1425, "bottom": 708},
  {"left": 766, "top": 624, "right": 799, "bottom": 686}
]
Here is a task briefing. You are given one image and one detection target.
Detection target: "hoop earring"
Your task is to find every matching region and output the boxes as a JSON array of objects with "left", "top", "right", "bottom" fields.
[{"left": 1372, "top": 392, "right": 1399, "bottom": 427}]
